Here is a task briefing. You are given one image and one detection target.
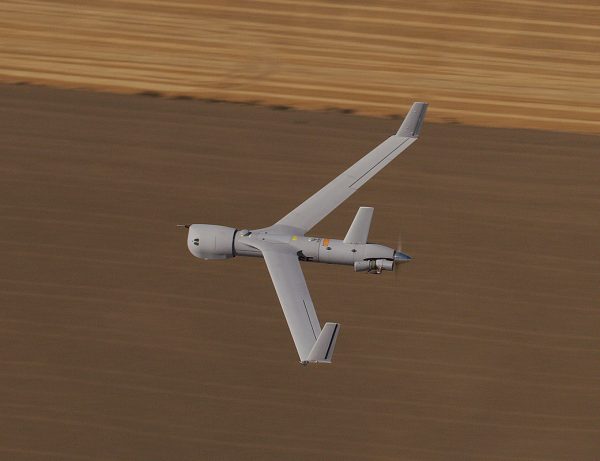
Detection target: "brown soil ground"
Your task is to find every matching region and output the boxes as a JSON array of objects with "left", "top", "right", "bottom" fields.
[
  {"left": 1, "top": 84, "right": 600, "bottom": 460},
  {"left": 1, "top": 0, "right": 599, "bottom": 133}
]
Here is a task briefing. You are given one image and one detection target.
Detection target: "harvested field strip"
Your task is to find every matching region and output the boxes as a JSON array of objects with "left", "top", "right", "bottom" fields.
[{"left": 0, "top": 1, "right": 598, "bottom": 131}]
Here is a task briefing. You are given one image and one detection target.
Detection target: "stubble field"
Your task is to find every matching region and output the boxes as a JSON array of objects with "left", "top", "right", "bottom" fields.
[{"left": 1, "top": 0, "right": 600, "bottom": 132}]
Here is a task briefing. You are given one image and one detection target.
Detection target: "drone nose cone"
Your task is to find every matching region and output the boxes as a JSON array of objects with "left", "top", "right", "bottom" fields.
[{"left": 394, "top": 251, "right": 412, "bottom": 264}]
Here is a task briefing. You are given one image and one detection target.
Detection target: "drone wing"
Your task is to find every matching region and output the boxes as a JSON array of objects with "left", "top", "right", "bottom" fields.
[
  {"left": 274, "top": 102, "right": 427, "bottom": 234},
  {"left": 246, "top": 239, "right": 340, "bottom": 363}
]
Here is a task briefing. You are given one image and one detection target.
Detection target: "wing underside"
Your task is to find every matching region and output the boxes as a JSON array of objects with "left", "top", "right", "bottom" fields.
[
  {"left": 253, "top": 242, "right": 322, "bottom": 361},
  {"left": 274, "top": 102, "right": 428, "bottom": 234}
]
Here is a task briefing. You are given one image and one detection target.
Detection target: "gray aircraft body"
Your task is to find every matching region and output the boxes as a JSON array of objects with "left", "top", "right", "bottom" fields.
[{"left": 181, "top": 102, "right": 428, "bottom": 364}]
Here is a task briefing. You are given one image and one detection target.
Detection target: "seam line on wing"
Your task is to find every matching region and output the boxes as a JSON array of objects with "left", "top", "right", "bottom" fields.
[
  {"left": 303, "top": 299, "right": 317, "bottom": 340},
  {"left": 325, "top": 324, "right": 339, "bottom": 360},
  {"left": 348, "top": 138, "right": 409, "bottom": 188}
]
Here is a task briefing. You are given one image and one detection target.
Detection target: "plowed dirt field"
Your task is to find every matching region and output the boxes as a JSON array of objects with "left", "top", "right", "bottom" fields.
[{"left": 1, "top": 84, "right": 599, "bottom": 460}]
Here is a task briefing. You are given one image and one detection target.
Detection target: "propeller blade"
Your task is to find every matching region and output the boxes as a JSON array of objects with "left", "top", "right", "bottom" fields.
[{"left": 394, "top": 232, "right": 403, "bottom": 280}]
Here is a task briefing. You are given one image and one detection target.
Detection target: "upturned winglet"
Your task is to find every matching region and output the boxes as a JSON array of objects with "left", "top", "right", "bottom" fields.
[
  {"left": 397, "top": 102, "right": 428, "bottom": 138},
  {"left": 306, "top": 322, "right": 340, "bottom": 364}
]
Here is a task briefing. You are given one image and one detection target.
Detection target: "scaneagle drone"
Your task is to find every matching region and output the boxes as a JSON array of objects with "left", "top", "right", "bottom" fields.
[{"left": 181, "top": 102, "right": 427, "bottom": 364}]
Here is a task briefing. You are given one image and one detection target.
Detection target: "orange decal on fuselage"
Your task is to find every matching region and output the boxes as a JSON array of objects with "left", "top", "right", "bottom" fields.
[{"left": 322, "top": 238, "right": 330, "bottom": 247}]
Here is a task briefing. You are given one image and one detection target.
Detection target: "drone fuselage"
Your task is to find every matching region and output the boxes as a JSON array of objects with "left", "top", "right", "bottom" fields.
[{"left": 186, "top": 224, "right": 410, "bottom": 273}]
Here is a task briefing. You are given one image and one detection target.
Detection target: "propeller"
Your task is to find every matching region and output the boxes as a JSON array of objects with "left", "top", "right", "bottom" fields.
[{"left": 393, "top": 232, "right": 412, "bottom": 278}]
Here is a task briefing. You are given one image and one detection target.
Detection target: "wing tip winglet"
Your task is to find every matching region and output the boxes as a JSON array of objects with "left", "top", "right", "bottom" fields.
[
  {"left": 305, "top": 322, "right": 340, "bottom": 364},
  {"left": 397, "top": 102, "right": 428, "bottom": 138}
]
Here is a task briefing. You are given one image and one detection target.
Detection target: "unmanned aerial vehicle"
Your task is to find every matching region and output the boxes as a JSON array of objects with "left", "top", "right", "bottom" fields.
[{"left": 180, "top": 102, "right": 428, "bottom": 364}]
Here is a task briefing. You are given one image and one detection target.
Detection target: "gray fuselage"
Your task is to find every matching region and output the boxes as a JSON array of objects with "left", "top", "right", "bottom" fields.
[
  {"left": 185, "top": 224, "right": 398, "bottom": 269},
  {"left": 234, "top": 230, "right": 394, "bottom": 266}
]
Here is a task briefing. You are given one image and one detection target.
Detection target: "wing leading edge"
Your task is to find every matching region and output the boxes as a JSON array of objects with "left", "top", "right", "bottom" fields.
[
  {"left": 246, "top": 239, "right": 340, "bottom": 363},
  {"left": 274, "top": 102, "right": 428, "bottom": 234}
]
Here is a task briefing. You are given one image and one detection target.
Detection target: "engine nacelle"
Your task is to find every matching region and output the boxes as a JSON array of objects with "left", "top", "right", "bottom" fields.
[
  {"left": 354, "top": 259, "right": 394, "bottom": 274},
  {"left": 187, "top": 224, "right": 237, "bottom": 260}
]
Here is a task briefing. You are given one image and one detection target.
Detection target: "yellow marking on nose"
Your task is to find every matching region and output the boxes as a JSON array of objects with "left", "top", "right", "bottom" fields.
[{"left": 291, "top": 235, "right": 298, "bottom": 241}]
